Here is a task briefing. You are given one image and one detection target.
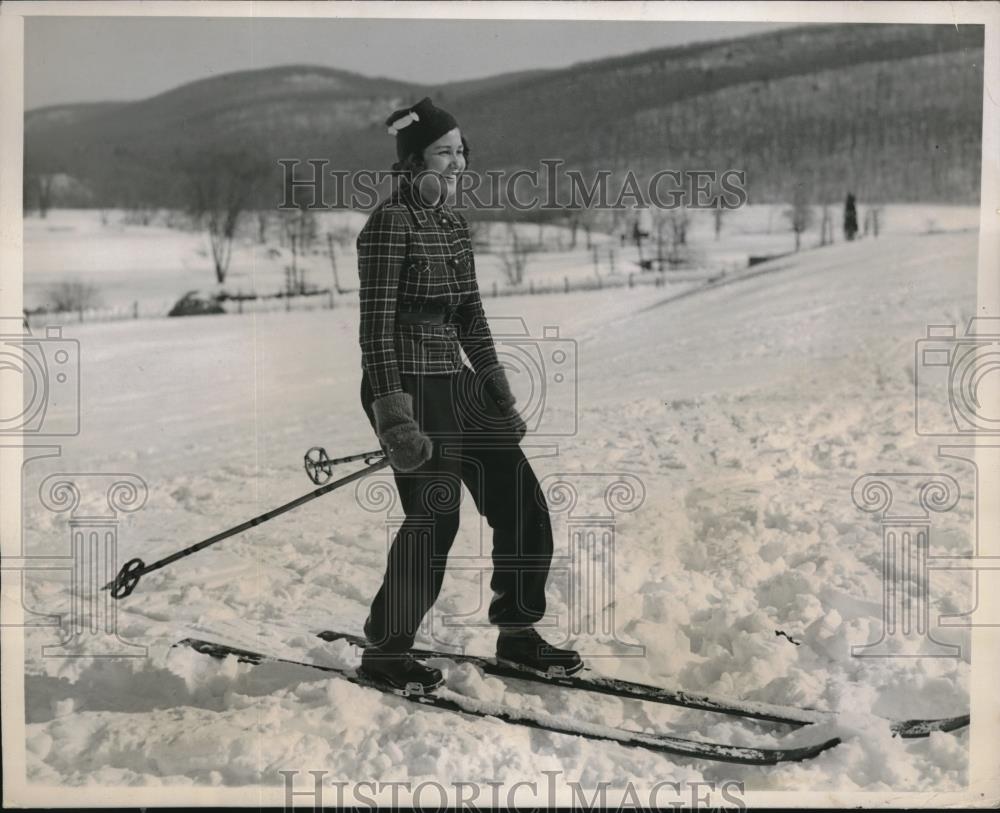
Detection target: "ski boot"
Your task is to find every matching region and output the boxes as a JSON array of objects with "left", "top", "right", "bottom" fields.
[
  {"left": 496, "top": 627, "right": 583, "bottom": 678},
  {"left": 358, "top": 648, "right": 444, "bottom": 696}
]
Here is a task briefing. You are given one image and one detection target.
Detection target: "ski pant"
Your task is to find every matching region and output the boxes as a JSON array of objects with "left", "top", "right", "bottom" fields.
[{"left": 360, "top": 365, "right": 554, "bottom": 653}]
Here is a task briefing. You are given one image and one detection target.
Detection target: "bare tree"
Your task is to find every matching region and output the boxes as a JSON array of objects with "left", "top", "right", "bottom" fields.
[
  {"left": 181, "top": 148, "right": 269, "bottom": 285},
  {"left": 578, "top": 205, "right": 596, "bottom": 250},
  {"left": 466, "top": 218, "right": 491, "bottom": 252},
  {"left": 326, "top": 222, "right": 355, "bottom": 251},
  {"left": 818, "top": 203, "right": 834, "bottom": 247},
  {"left": 705, "top": 176, "right": 726, "bottom": 241},
  {"left": 643, "top": 210, "right": 668, "bottom": 271},
  {"left": 713, "top": 206, "right": 725, "bottom": 241},
  {"left": 667, "top": 208, "right": 689, "bottom": 251},
  {"left": 47, "top": 280, "right": 102, "bottom": 313},
  {"left": 36, "top": 175, "right": 56, "bottom": 218},
  {"left": 498, "top": 222, "right": 534, "bottom": 286},
  {"left": 164, "top": 209, "right": 195, "bottom": 231},
  {"left": 870, "top": 205, "right": 883, "bottom": 238},
  {"left": 284, "top": 234, "right": 307, "bottom": 295},
  {"left": 325, "top": 231, "right": 350, "bottom": 295},
  {"left": 24, "top": 151, "right": 59, "bottom": 218},
  {"left": 121, "top": 196, "right": 157, "bottom": 226},
  {"left": 560, "top": 204, "right": 598, "bottom": 251},
  {"left": 280, "top": 206, "right": 318, "bottom": 254},
  {"left": 24, "top": 172, "right": 56, "bottom": 218},
  {"left": 650, "top": 207, "right": 696, "bottom": 269},
  {"left": 783, "top": 185, "right": 815, "bottom": 252}
]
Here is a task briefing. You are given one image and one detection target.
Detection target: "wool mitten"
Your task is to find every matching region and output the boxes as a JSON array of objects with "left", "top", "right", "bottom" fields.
[
  {"left": 372, "top": 392, "right": 433, "bottom": 471},
  {"left": 482, "top": 367, "right": 527, "bottom": 442}
]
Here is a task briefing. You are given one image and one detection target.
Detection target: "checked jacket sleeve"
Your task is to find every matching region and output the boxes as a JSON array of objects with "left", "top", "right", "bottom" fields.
[{"left": 357, "top": 208, "right": 407, "bottom": 400}]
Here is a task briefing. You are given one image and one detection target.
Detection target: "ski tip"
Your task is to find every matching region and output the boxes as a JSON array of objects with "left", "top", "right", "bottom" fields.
[
  {"left": 799, "top": 736, "right": 842, "bottom": 762},
  {"left": 892, "top": 713, "right": 970, "bottom": 738},
  {"left": 766, "top": 736, "right": 841, "bottom": 766}
]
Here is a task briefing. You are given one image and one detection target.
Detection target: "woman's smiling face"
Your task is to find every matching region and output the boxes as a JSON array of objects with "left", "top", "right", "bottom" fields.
[{"left": 417, "top": 127, "right": 465, "bottom": 204}]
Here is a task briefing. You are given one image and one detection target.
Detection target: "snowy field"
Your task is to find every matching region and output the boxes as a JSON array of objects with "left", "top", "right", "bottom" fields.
[
  {"left": 22, "top": 203, "right": 979, "bottom": 313},
  {"left": 14, "top": 209, "right": 978, "bottom": 794}
]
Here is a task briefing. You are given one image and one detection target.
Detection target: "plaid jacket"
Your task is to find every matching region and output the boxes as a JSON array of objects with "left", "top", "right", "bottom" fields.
[{"left": 357, "top": 181, "right": 501, "bottom": 400}]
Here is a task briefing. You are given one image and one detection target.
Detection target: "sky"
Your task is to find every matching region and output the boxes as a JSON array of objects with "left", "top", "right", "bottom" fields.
[{"left": 24, "top": 17, "right": 796, "bottom": 110}]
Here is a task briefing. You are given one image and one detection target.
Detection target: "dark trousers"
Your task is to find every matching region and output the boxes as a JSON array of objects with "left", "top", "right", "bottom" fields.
[{"left": 360, "top": 365, "right": 554, "bottom": 653}]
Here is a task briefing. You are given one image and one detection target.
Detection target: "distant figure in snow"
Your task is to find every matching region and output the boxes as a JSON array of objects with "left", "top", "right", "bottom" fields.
[
  {"left": 354, "top": 97, "right": 582, "bottom": 694},
  {"left": 844, "top": 193, "right": 859, "bottom": 241},
  {"left": 632, "top": 219, "right": 649, "bottom": 248}
]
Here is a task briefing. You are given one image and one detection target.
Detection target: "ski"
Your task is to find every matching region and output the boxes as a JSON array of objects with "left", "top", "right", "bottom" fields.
[
  {"left": 317, "top": 630, "right": 969, "bottom": 739},
  {"left": 176, "top": 637, "right": 841, "bottom": 766}
]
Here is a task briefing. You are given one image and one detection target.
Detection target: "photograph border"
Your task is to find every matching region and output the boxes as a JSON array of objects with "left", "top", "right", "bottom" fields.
[{"left": 2, "top": 0, "right": 998, "bottom": 807}]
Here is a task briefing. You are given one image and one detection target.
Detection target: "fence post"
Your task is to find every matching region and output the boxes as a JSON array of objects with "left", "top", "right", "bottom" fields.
[
  {"left": 628, "top": 273, "right": 633, "bottom": 289},
  {"left": 592, "top": 246, "right": 599, "bottom": 277},
  {"left": 564, "top": 275, "right": 570, "bottom": 294},
  {"left": 492, "top": 281, "right": 498, "bottom": 298},
  {"left": 529, "top": 280, "right": 534, "bottom": 295},
  {"left": 78, "top": 306, "right": 84, "bottom": 323},
  {"left": 286, "top": 294, "right": 291, "bottom": 312},
  {"left": 329, "top": 290, "right": 335, "bottom": 309},
  {"left": 610, "top": 249, "right": 616, "bottom": 275},
  {"left": 133, "top": 301, "right": 139, "bottom": 319}
]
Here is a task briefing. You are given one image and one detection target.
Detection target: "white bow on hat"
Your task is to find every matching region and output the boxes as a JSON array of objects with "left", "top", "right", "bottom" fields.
[{"left": 387, "top": 111, "right": 420, "bottom": 136}]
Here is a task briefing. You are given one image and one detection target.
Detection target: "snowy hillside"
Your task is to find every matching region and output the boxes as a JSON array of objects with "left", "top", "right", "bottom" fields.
[
  {"left": 17, "top": 224, "right": 976, "bottom": 792},
  {"left": 23, "top": 24, "right": 984, "bottom": 208}
]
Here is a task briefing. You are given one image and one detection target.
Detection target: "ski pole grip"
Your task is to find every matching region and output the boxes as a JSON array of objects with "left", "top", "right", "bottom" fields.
[{"left": 110, "top": 557, "right": 146, "bottom": 599}]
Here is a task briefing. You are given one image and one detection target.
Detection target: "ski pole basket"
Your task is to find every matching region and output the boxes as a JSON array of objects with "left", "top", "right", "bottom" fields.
[{"left": 305, "top": 446, "right": 386, "bottom": 485}]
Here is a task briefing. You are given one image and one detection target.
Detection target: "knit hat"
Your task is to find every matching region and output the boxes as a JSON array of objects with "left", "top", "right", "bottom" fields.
[{"left": 386, "top": 97, "right": 459, "bottom": 162}]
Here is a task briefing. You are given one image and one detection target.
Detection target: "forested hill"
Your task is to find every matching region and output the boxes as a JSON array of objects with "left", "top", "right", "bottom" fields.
[{"left": 25, "top": 22, "right": 984, "bottom": 208}]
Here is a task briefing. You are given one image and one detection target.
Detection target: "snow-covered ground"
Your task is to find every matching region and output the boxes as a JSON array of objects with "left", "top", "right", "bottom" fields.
[{"left": 12, "top": 209, "right": 978, "bottom": 794}]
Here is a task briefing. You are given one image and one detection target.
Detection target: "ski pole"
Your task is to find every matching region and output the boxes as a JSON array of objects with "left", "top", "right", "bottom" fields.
[{"left": 103, "top": 456, "right": 390, "bottom": 600}]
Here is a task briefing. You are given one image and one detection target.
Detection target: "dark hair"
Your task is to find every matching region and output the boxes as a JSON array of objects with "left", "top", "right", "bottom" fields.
[{"left": 391, "top": 135, "right": 472, "bottom": 176}]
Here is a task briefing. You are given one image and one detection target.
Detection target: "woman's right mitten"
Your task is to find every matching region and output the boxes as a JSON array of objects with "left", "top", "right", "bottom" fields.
[{"left": 372, "top": 391, "right": 433, "bottom": 472}]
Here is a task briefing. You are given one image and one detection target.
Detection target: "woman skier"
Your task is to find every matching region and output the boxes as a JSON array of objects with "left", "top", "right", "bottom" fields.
[{"left": 356, "top": 97, "right": 582, "bottom": 693}]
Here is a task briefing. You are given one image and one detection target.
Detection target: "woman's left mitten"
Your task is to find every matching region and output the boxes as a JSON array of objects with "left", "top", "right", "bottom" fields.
[
  {"left": 482, "top": 367, "right": 528, "bottom": 442},
  {"left": 372, "top": 392, "right": 433, "bottom": 471}
]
